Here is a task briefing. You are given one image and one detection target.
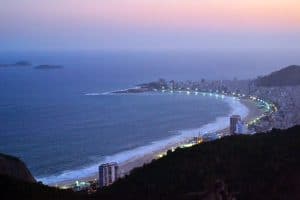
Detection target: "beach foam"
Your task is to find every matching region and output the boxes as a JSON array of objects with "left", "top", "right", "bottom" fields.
[
  {"left": 84, "top": 93, "right": 101, "bottom": 96},
  {"left": 84, "top": 86, "right": 143, "bottom": 96},
  {"left": 37, "top": 96, "right": 249, "bottom": 185}
]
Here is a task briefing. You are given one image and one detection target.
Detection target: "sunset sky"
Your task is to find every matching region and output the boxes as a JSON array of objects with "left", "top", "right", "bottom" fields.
[{"left": 1, "top": 0, "right": 300, "bottom": 51}]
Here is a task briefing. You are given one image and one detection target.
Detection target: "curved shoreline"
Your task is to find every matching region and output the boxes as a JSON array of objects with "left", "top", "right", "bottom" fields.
[{"left": 38, "top": 92, "right": 263, "bottom": 187}]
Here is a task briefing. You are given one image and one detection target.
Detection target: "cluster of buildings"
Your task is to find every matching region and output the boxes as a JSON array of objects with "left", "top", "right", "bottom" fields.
[
  {"left": 64, "top": 75, "right": 300, "bottom": 196},
  {"left": 67, "top": 162, "right": 120, "bottom": 193},
  {"left": 69, "top": 114, "right": 262, "bottom": 193},
  {"left": 152, "top": 78, "right": 283, "bottom": 132},
  {"left": 70, "top": 114, "right": 255, "bottom": 193}
]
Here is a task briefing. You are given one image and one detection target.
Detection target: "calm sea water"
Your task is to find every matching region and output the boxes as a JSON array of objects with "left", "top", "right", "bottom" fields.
[{"left": 0, "top": 50, "right": 299, "bottom": 184}]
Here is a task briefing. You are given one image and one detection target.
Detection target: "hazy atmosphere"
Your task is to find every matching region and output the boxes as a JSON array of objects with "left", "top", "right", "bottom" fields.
[
  {"left": 1, "top": 1, "right": 300, "bottom": 199},
  {"left": 1, "top": 0, "right": 300, "bottom": 51}
]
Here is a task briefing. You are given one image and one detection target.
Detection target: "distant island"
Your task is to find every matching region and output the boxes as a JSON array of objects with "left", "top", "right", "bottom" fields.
[
  {"left": 0, "top": 62, "right": 64, "bottom": 70},
  {"left": 0, "top": 61, "right": 31, "bottom": 67},
  {"left": 34, "top": 65, "right": 63, "bottom": 70}
]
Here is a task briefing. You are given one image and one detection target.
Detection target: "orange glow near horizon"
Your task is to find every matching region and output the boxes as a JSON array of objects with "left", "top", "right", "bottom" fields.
[
  {"left": 2, "top": 0, "right": 300, "bottom": 31},
  {"left": 1, "top": 0, "right": 300, "bottom": 50},
  {"left": 57, "top": 0, "right": 300, "bottom": 31},
  {"left": 97, "top": 1, "right": 300, "bottom": 30}
]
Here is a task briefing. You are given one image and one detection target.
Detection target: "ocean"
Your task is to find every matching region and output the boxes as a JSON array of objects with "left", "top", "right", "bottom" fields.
[{"left": 0, "top": 50, "right": 298, "bottom": 185}]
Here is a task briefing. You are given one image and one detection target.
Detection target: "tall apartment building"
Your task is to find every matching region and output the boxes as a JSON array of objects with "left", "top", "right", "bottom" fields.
[
  {"left": 99, "top": 162, "right": 119, "bottom": 188},
  {"left": 230, "top": 115, "right": 241, "bottom": 135}
]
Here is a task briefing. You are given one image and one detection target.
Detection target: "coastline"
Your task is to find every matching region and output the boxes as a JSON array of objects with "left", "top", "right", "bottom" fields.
[
  {"left": 45, "top": 93, "right": 263, "bottom": 188},
  {"left": 241, "top": 99, "right": 264, "bottom": 123}
]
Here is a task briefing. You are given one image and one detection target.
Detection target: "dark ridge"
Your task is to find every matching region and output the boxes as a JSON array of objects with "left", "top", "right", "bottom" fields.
[
  {"left": 0, "top": 154, "right": 36, "bottom": 183},
  {"left": 94, "top": 125, "right": 300, "bottom": 200},
  {"left": 0, "top": 174, "right": 84, "bottom": 200},
  {"left": 0, "top": 153, "right": 20, "bottom": 162},
  {"left": 1, "top": 126, "right": 300, "bottom": 200},
  {"left": 255, "top": 65, "right": 300, "bottom": 87}
]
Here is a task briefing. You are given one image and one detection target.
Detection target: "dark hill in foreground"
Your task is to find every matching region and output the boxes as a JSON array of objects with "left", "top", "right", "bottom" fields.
[
  {"left": 255, "top": 65, "right": 300, "bottom": 87},
  {"left": 0, "top": 153, "right": 35, "bottom": 183},
  {"left": 95, "top": 126, "right": 300, "bottom": 200},
  {"left": 0, "top": 174, "right": 83, "bottom": 200},
  {"left": 1, "top": 126, "right": 300, "bottom": 200}
]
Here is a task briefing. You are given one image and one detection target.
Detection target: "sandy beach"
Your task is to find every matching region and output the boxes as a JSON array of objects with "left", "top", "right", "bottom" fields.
[
  {"left": 54, "top": 97, "right": 263, "bottom": 188},
  {"left": 118, "top": 99, "right": 263, "bottom": 179}
]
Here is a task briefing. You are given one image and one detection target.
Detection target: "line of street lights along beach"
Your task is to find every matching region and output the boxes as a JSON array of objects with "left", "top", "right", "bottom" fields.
[{"left": 58, "top": 90, "right": 276, "bottom": 193}]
